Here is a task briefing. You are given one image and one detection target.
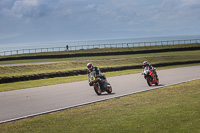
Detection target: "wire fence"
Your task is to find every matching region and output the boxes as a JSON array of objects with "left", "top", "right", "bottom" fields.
[{"left": 0, "top": 39, "right": 200, "bottom": 56}]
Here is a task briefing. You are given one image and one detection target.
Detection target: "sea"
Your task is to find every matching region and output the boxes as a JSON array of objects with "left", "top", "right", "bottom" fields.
[{"left": 0, "top": 35, "right": 200, "bottom": 53}]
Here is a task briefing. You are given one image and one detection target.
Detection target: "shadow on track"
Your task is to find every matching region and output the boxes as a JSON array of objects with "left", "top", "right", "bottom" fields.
[{"left": 97, "top": 92, "right": 116, "bottom": 96}]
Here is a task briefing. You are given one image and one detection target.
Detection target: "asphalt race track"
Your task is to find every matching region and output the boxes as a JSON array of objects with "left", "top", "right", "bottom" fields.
[{"left": 0, "top": 65, "right": 200, "bottom": 123}]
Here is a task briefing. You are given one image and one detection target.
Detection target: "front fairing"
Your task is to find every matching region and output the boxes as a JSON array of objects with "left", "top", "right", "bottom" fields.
[
  {"left": 89, "top": 71, "right": 98, "bottom": 85},
  {"left": 143, "top": 68, "right": 150, "bottom": 76}
]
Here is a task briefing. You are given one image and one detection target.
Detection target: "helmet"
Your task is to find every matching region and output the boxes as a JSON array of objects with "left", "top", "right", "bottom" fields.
[
  {"left": 87, "top": 63, "right": 93, "bottom": 70},
  {"left": 143, "top": 61, "right": 148, "bottom": 66}
]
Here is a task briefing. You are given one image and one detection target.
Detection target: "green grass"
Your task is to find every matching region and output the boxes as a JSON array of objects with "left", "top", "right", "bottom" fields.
[
  {"left": 1, "top": 49, "right": 200, "bottom": 65},
  {"left": 1, "top": 43, "right": 199, "bottom": 60},
  {"left": 0, "top": 44, "right": 199, "bottom": 92},
  {"left": 0, "top": 68, "right": 142, "bottom": 92},
  {"left": 0, "top": 79, "right": 199, "bottom": 133},
  {"left": 0, "top": 63, "right": 199, "bottom": 92},
  {"left": 1, "top": 50, "right": 200, "bottom": 78}
]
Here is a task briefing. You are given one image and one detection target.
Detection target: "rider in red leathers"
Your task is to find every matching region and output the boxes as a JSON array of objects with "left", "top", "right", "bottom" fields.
[{"left": 142, "top": 61, "right": 158, "bottom": 78}]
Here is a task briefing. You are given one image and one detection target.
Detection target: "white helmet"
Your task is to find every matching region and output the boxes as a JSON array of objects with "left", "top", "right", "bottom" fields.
[
  {"left": 87, "top": 63, "right": 93, "bottom": 70},
  {"left": 143, "top": 61, "right": 148, "bottom": 66}
]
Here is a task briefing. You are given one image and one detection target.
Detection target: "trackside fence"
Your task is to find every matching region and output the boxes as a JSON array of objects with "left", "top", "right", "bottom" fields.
[{"left": 0, "top": 39, "right": 200, "bottom": 56}]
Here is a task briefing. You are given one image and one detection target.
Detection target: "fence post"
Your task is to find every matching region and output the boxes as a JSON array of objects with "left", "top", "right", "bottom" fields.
[{"left": 1, "top": 38, "right": 199, "bottom": 56}]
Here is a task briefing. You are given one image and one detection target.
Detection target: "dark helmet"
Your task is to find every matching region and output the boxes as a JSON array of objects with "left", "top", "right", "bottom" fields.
[
  {"left": 87, "top": 63, "right": 93, "bottom": 70},
  {"left": 143, "top": 61, "right": 148, "bottom": 66}
]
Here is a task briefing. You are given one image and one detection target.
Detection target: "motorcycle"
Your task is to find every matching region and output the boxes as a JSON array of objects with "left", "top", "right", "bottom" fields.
[
  {"left": 142, "top": 67, "right": 159, "bottom": 86},
  {"left": 88, "top": 71, "right": 112, "bottom": 95}
]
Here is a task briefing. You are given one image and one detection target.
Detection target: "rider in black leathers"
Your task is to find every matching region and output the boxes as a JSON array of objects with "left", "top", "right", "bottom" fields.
[
  {"left": 87, "top": 63, "right": 109, "bottom": 88},
  {"left": 87, "top": 63, "right": 101, "bottom": 76}
]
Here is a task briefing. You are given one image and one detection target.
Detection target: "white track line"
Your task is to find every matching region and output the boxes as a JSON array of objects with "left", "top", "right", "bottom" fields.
[{"left": 0, "top": 77, "right": 199, "bottom": 124}]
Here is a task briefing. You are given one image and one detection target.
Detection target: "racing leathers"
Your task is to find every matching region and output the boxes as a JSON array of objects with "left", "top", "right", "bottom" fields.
[
  {"left": 87, "top": 66, "right": 109, "bottom": 88},
  {"left": 142, "top": 63, "right": 158, "bottom": 78}
]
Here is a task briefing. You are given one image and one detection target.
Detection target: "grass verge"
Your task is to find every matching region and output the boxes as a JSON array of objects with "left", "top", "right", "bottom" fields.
[
  {"left": 1, "top": 43, "right": 199, "bottom": 60},
  {"left": 1, "top": 49, "right": 200, "bottom": 65},
  {"left": 1, "top": 50, "right": 200, "bottom": 78},
  {"left": 0, "top": 63, "right": 199, "bottom": 92},
  {"left": 0, "top": 79, "right": 199, "bottom": 133}
]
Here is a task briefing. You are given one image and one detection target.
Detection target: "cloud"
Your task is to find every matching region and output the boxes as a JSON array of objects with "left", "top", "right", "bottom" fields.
[
  {"left": 127, "top": 0, "right": 200, "bottom": 31},
  {"left": 11, "top": 0, "right": 50, "bottom": 18},
  {"left": 23, "top": 0, "right": 38, "bottom": 6},
  {"left": 0, "top": 33, "right": 23, "bottom": 40},
  {"left": 1, "top": 0, "right": 200, "bottom": 22},
  {"left": 0, "top": 0, "right": 200, "bottom": 44}
]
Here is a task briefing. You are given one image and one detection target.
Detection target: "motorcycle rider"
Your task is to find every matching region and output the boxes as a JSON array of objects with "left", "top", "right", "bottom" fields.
[
  {"left": 142, "top": 61, "right": 158, "bottom": 78},
  {"left": 87, "top": 63, "right": 110, "bottom": 88},
  {"left": 87, "top": 63, "right": 101, "bottom": 76}
]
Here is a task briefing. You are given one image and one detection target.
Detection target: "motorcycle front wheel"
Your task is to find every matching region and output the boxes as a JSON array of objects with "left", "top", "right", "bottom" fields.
[
  {"left": 147, "top": 76, "right": 152, "bottom": 86},
  {"left": 106, "top": 85, "right": 112, "bottom": 94},
  {"left": 94, "top": 83, "right": 102, "bottom": 95},
  {"left": 155, "top": 78, "right": 159, "bottom": 85}
]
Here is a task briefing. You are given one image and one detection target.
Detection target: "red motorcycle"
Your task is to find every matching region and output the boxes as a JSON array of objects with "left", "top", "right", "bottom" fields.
[
  {"left": 89, "top": 71, "right": 112, "bottom": 95},
  {"left": 142, "top": 67, "right": 159, "bottom": 86}
]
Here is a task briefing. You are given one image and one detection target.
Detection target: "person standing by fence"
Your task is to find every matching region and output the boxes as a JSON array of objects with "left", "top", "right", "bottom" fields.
[{"left": 66, "top": 45, "right": 69, "bottom": 51}]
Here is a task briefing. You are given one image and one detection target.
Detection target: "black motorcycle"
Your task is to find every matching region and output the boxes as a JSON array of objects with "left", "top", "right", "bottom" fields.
[{"left": 88, "top": 71, "right": 112, "bottom": 95}]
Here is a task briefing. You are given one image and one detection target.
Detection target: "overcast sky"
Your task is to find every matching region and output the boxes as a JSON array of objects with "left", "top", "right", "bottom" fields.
[{"left": 0, "top": 0, "right": 200, "bottom": 44}]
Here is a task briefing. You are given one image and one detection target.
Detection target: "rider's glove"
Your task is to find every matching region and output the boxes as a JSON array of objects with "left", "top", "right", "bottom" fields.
[{"left": 89, "top": 82, "right": 93, "bottom": 86}]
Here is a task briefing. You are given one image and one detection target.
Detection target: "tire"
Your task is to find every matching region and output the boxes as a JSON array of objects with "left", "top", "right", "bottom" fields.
[
  {"left": 147, "top": 76, "right": 152, "bottom": 86},
  {"left": 155, "top": 78, "right": 159, "bottom": 86},
  {"left": 94, "top": 83, "right": 102, "bottom": 95},
  {"left": 106, "top": 85, "right": 112, "bottom": 94}
]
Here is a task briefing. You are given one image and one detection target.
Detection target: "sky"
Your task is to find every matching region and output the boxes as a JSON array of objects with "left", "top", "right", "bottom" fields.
[{"left": 0, "top": 0, "right": 200, "bottom": 44}]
